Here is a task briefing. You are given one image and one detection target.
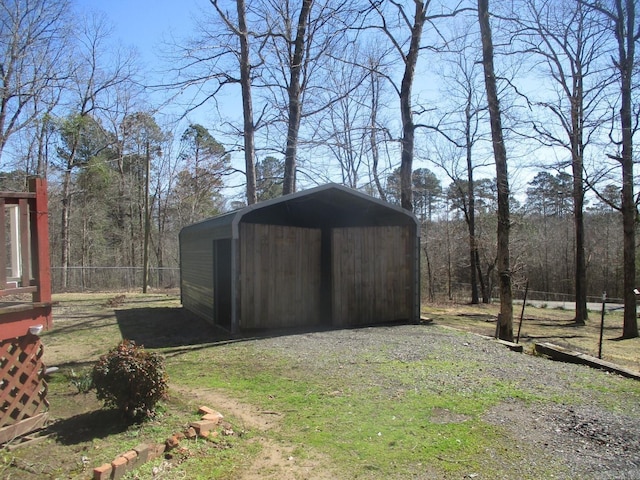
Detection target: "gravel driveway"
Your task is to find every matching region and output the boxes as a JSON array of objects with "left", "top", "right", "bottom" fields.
[{"left": 232, "top": 323, "right": 640, "bottom": 479}]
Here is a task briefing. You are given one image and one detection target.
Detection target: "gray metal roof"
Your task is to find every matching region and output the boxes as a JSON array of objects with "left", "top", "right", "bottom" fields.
[{"left": 179, "top": 183, "right": 420, "bottom": 240}]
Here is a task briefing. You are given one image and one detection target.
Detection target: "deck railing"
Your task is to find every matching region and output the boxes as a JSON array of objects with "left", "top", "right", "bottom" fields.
[{"left": 0, "top": 178, "right": 52, "bottom": 340}]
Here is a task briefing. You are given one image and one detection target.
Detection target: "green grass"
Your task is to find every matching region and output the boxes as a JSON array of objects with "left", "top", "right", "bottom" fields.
[
  {"left": 13, "top": 294, "right": 636, "bottom": 479},
  {"left": 165, "top": 342, "right": 561, "bottom": 478}
]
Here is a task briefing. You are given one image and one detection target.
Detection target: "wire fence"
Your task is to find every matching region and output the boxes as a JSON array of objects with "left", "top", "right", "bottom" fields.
[
  {"left": 51, "top": 267, "right": 180, "bottom": 293},
  {"left": 50, "top": 267, "right": 624, "bottom": 308},
  {"left": 430, "top": 283, "right": 624, "bottom": 307}
]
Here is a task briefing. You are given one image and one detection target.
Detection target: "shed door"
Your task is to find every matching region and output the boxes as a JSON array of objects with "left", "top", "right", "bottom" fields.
[
  {"left": 332, "top": 226, "right": 412, "bottom": 327},
  {"left": 240, "top": 223, "right": 321, "bottom": 329}
]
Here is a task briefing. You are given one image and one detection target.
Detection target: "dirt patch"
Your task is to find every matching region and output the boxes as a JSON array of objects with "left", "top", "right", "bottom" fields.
[
  {"left": 484, "top": 400, "right": 640, "bottom": 479},
  {"left": 174, "top": 386, "right": 337, "bottom": 480},
  {"left": 429, "top": 407, "right": 470, "bottom": 424}
]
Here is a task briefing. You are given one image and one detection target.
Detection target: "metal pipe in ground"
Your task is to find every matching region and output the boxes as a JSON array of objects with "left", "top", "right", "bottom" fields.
[
  {"left": 598, "top": 292, "right": 606, "bottom": 359},
  {"left": 516, "top": 281, "right": 529, "bottom": 344}
]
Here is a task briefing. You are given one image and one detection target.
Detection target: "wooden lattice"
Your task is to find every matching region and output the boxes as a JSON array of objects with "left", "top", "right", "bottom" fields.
[{"left": 0, "top": 336, "right": 48, "bottom": 429}]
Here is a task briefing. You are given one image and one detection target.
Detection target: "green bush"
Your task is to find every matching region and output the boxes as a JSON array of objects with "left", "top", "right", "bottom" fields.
[
  {"left": 92, "top": 340, "right": 168, "bottom": 421},
  {"left": 65, "top": 368, "right": 94, "bottom": 394}
]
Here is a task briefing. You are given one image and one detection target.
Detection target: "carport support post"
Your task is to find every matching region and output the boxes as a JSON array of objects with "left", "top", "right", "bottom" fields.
[{"left": 598, "top": 292, "right": 606, "bottom": 359}]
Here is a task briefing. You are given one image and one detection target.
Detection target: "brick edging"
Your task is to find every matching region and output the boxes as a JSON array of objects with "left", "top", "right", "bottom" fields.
[{"left": 93, "top": 406, "right": 225, "bottom": 480}]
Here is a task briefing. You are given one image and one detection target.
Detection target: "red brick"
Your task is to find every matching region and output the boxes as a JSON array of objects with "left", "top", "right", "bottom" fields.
[
  {"left": 122, "top": 449, "right": 138, "bottom": 468},
  {"left": 185, "top": 426, "right": 197, "bottom": 439},
  {"left": 123, "top": 450, "right": 137, "bottom": 462},
  {"left": 165, "top": 434, "right": 180, "bottom": 450},
  {"left": 111, "top": 455, "right": 128, "bottom": 480},
  {"left": 201, "top": 412, "right": 223, "bottom": 423},
  {"left": 190, "top": 420, "right": 218, "bottom": 435},
  {"left": 198, "top": 406, "right": 217, "bottom": 415},
  {"left": 93, "top": 463, "right": 112, "bottom": 480}
]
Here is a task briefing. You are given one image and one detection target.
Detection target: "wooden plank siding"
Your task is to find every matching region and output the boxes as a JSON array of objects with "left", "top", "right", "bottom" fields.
[
  {"left": 240, "top": 223, "right": 321, "bottom": 329},
  {"left": 332, "top": 226, "right": 412, "bottom": 327}
]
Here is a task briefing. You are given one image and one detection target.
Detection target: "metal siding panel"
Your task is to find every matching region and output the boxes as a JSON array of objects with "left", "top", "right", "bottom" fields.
[{"left": 180, "top": 232, "right": 214, "bottom": 323}]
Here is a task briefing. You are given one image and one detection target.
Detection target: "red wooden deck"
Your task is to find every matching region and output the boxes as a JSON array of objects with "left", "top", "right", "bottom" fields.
[
  {"left": 0, "top": 178, "right": 52, "bottom": 340},
  {"left": 0, "top": 178, "right": 52, "bottom": 442}
]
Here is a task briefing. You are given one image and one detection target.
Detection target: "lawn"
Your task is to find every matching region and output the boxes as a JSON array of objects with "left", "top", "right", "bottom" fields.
[
  {"left": 1, "top": 293, "right": 639, "bottom": 479},
  {"left": 422, "top": 301, "right": 640, "bottom": 371}
]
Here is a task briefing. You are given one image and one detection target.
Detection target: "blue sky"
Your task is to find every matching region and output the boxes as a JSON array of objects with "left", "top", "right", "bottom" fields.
[{"left": 77, "top": 0, "right": 201, "bottom": 66}]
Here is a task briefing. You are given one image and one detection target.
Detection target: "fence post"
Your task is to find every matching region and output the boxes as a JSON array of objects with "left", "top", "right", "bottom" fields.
[{"left": 598, "top": 292, "right": 606, "bottom": 359}]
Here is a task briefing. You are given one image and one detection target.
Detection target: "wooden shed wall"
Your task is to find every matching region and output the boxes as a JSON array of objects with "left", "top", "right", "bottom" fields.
[
  {"left": 331, "top": 226, "right": 413, "bottom": 327},
  {"left": 180, "top": 234, "right": 214, "bottom": 323},
  {"left": 240, "top": 223, "right": 322, "bottom": 329}
]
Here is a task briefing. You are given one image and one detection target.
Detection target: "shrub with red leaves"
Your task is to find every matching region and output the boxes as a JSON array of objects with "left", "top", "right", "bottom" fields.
[{"left": 92, "top": 339, "right": 168, "bottom": 421}]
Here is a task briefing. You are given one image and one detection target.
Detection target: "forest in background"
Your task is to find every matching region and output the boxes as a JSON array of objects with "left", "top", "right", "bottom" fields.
[{"left": 0, "top": 0, "right": 637, "bottom": 326}]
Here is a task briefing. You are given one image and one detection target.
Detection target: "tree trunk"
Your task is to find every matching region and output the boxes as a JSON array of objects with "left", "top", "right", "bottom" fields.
[
  {"left": 571, "top": 29, "right": 588, "bottom": 325},
  {"left": 282, "top": 0, "right": 313, "bottom": 195},
  {"left": 237, "top": 0, "right": 257, "bottom": 205},
  {"left": 478, "top": 0, "right": 513, "bottom": 341},
  {"left": 572, "top": 143, "right": 588, "bottom": 324},
  {"left": 466, "top": 103, "right": 479, "bottom": 304},
  {"left": 617, "top": 0, "right": 638, "bottom": 338},
  {"left": 143, "top": 141, "right": 150, "bottom": 293},
  {"left": 398, "top": 2, "right": 426, "bottom": 212},
  {"left": 370, "top": 71, "right": 386, "bottom": 202},
  {"left": 60, "top": 168, "right": 72, "bottom": 290}
]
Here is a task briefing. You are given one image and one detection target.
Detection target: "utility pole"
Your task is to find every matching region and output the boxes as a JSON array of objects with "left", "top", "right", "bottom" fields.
[{"left": 142, "top": 139, "right": 151, "bottom": 294}]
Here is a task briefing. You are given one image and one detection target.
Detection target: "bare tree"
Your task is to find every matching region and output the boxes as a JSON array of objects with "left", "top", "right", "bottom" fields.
[
  {"left": 57, "top": 13, "right": 137, "bottom": 289},
  {"left": 427, "top": 28, "right": 491, "bottom": 303},
  {"left": 586, "top": 0, "right": 639, "bottom": 339},
  {"left": 281, "top": 0, "right": 313, "bottom": 194},
  {"left": 171, "top": 0, "right": 262, "bottom": 205},
  {"left": 368, "top": 0, "right": 425, "bottom": 211},
  {"left": 515, "top": 0, "right": 612, "bottom": 325},
  {"left": 210, "top": 0, "right": 258, "bottom": 204},
  {"left": 315, "top": 45, "right": 371, "bottom": 188},
  {"left": 120, "top": 112, "right": 165, "bottom": 293},
  {"left": 367, "top": 55, "right": 390, "bottom": 201},
  {"left": 256, "top": 0, "right": 351, "bottom": 194},
  {"left": 478, "top": 0, "right": 513, "bottom": 340},
  {"left": 366, "top": 0, "right": 471, "bottom": 211},
  {"left": 0, "top": 0, "right": 72, "bottom": 165}
]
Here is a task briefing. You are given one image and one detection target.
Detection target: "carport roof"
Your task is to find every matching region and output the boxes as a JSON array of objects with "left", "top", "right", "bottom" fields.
[{"left": 181, "top": 183, "right": 419, "bottom": 238}]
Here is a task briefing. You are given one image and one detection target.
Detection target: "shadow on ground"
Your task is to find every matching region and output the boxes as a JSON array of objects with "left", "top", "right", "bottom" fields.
[
  {"left": 48, "top": 408, "right": 129, "bottom": 445},
  {"left": 115, "top": 307, "right": 227, "bottom": 349},
  {"left": 115, "top": 306, "right": 428, "bottom": 354}
]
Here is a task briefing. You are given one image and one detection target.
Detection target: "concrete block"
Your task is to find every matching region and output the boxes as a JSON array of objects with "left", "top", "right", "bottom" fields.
[
  {"left": 133, "top": 443, "right": 150, "bottom": 464},
  {"left": 148, "top": 443, "right": 166, "bottom": 461}
]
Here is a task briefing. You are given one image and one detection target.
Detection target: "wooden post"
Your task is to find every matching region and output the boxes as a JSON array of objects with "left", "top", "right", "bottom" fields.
[
  {"left": 0, "top": 198, "right": 6, "bottom": 288},
  {"left": 19, "top": 199, "right": 30, "bottom": 288},
  {"left": 9, "top": 205, "right": 20, "bottom": 279},
  {"left": 29, "top": 178, "right": 52, "bottom": 329}
]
